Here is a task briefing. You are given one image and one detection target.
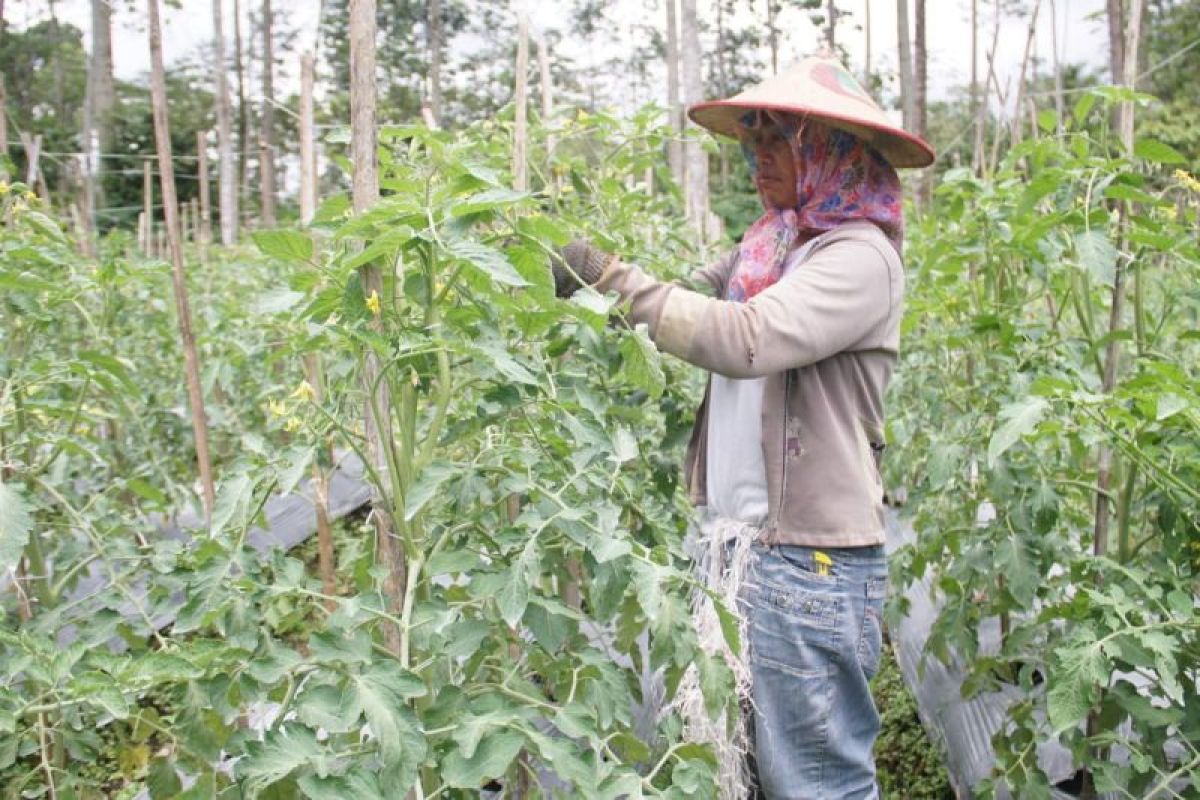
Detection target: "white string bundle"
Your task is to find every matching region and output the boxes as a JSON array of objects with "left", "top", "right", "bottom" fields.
[{"left": 669, "top": 511, "right": 761, "bottom": 798}]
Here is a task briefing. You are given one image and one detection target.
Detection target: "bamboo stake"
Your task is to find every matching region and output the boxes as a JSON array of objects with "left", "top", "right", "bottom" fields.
[
  {"left": 1083, "top": 3, "right": 1142, "bottom": 794},
  {"left": 147, "top": 0, "right": 216, "bottom": 520},
  {"left": 213, "top": 0, "right": 238, "bottom": 245},
  {"left": 143, "top": 160, "right": 153, "bottom": 255},
  {"left": 19, "top": 132, "right": 41, "bottom": 188},
  {"left": 0, "top": 75, "right": 8, "bottom": 177},
  {"left": 299, "top": 51, "right": 317, "bottom": 226},
  {"left": 196, "top": 130, "right": 211, "bottom": 255},
  {"left": 1009, "top": 0, "right": 1041, "bottom": 147},
  {"left": 537, "top": 31, "right": 554, "bottom": 180},
  {"left": 349, "top": 0, "right": 404, "bottom": 656},
  {"left": 513, "top": 12, "right": 529, "bottom": 192}
]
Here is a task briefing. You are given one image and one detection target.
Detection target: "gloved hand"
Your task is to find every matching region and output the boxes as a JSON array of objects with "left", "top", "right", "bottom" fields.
[{"left": 551, "top": 239, "right": 613, "bottom": 298}]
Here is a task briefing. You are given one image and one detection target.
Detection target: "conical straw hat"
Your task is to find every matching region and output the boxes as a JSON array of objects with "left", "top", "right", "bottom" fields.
[{"left": 688, "top": 56, "right": 935, "bottom": 169}]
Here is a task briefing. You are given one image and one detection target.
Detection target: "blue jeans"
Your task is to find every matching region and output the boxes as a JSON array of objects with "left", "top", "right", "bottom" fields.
[{"left": 740, "top": 543, "right": 888, "bottom": 800}]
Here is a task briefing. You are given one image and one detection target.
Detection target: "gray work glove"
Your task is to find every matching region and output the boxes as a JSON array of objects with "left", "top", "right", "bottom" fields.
[{"left": 552, "top": 239, "right": 612, "bottom": 298}]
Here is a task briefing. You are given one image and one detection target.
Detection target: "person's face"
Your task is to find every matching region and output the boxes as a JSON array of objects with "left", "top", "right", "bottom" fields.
[{"left": 745, "top": 121, "right": 799, "bottom": 209}]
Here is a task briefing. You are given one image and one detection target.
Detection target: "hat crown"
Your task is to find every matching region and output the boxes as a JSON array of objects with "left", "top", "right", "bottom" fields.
[{"left": 687, "top": 54, "right": 935, "bottom": 169}]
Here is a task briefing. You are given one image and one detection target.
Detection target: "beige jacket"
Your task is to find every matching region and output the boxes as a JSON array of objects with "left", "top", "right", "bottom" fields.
[{"left": 594, "top": 220, "right": 904, "bottom": 547}]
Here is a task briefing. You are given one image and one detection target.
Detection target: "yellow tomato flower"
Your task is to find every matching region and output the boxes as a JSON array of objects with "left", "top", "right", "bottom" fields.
[
  {"left": 0, "top": 181, "right": 9, "bottom": 195},
  {"left": 366, "top": 289, "right": 382, "bottom": 316},
  {"left": 284, "top": 416, "right": 302, "bottom": 433},
  {"left": 11, "top": 201, "right": 27, "bottom": 215},
  {"left": 1163, "top": 206, "right": 1178, "bottom": 222},
  {"left": 22, "top": 191, "right": 37, "bottom": 204},
  {"left": 290, "top": 380, "right": 316, "bottom": 402},
  {"left": 1174, "top": 169, "right": 1200, "bottom": 193},
  {"left": 268, "top": 398, "right": 287, "bottom": 417}
]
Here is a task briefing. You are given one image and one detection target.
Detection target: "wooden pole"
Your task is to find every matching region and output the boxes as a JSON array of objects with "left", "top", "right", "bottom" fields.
[
  {"left": 428, "top": 0, "right": 442, "bottom": 127},
  {"left": 350, "top": 0, "right": 404, "bottom": 656},
  {"left": 142, "top": 160, "right": 153, "bottom": 255},
  {"left": 196, "top": 130, "right": 211, "bottom": 254},
  {"left": 259, "top": 0, "right": 278, "bottom": 228},
  {"left": 665, "top": 0, "right": 682, "bottom": 185},
  {"left": 299, "top": 51, "right": 316, "bottom": 226},
  {"left": 0, "top": 74, "right": 7, "bottom": 175},
  {"left": 148, "top": 0, "right": 217, "bottom": 520},
  {"left": 537, "top": 32, "right": 553, "bottom": 160},
  {"left": 896, "top": 0, "right": 915, "bottom": 131},
  {"left": 213, "top": 0, "right": 239, "bottom": 245},
  {"left": 513, "top": 12, "right": 529, "bottom": 192},
  {"left": 863, "top": 0, "right": 872, "bottom": 89},
  {"left": 19, "top": 132, "right": 41, "bottom": 187}
]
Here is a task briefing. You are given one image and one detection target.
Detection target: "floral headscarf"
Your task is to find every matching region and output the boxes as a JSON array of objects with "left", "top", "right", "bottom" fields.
[{"left": 725, "top": 111, "right": 904, "bottom": 302}]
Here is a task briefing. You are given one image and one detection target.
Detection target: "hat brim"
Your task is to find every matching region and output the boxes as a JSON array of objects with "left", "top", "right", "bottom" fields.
[{"left": 689, "top": 100, "right": 936, "bottom": 169}]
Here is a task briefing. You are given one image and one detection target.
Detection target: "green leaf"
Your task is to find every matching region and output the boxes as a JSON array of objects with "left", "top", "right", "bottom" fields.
[
  {"left": 405, "top": 462, "right": 457, "bottom": 521},
  {"left": 987, "top": 398, "right": 1048, "bottom": 468},
  {"left": 1074, "top": 230, "right": 1118, "bottom": 286},
  {"left": 347, "top": 663, "right": 427, "bottom": 773},
  {"left": 1133, "top": 138, "right": 1186, "bottom": 165},
  {"left": 618, "top": 324, "right": 665, "bottom": 399},
  {"left": 697, "top": 651, "right": 734, "bottom": 720},
  {"left": 210, "top": 470, "right": 257, "bottom": 537},
  {"left": 496, "top": 562, "right": 531, "bottom": 628},
  {"left": 253, "top": 288, "right": 306, "bottom": 315},
  {"left": 298, "top": 770, "right": 384, "bottom": 800},
  {"left": 1047, "top": 636, "right": 1108, "bottom": 733},
  {"left": 450, "top": 188, "right": 530, "bottom": 217},
  {"left": 236, "top": 724, "right": 327, "bottom": 791},
  {"left": 475, "top": 342, "right": 538, "bottom": 385},
  {"left": 296, "top": 683, "right": 355, "bottom": 733},
  {"left": 441, "top": 730, "right": 525, "bottom": 789},
  {"left": 0, "top": 481, "right": 32, "bottom": 574},
  {"left": 449, "top": 239, "right": 529, "bottom": 287},
  {"left": 253, "top": 229, "right": 314, "bottom": 263},
  {"left": 146, "top": 757, "right": 182, "bottom": 798}
]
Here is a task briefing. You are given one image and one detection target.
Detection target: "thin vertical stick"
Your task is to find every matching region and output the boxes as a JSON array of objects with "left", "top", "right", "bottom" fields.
[
  {"left": 863, "top": 0, "right": 872, "bottom": 88},
  {"left": 148, "top": 0, "right": 216, "bottom": 520},
  {"left": 1009, "top": 0, "right": 1041, "bottom": 147},
  {"left": 513, "top": 12, "right": 529, "bottom": 193},
  {"left": 665, "top": 0, "right": 682, "bottom": 184},
  {"left": 196, "top": 130, "right": 211, "bottom": 255},
  {"left": 1049, "top": 0, "right": 1064, "bottom": 134},
  {"left": 300, "top": 51, "right": 316, "bottom": 226},
  {"left": 142, "top": 160, "right": 153, "bottom": 255},
  {"left": 0, "top": 74, "right": 7, "bottom": 174},
  {"left": 537, "top": 32, "right": 553, "bottom": 160},
  {"left": 349, "top": 0, "right": 404, "bottom": 656},
  {"left": 259, "top": 0, "right": 277, "bottom": 228},
  {"left": 213, "top": 0, "right": 238, "bottom": 245},
  {"left": 20, "top": 132, "right": 41, "bottom": 187}
]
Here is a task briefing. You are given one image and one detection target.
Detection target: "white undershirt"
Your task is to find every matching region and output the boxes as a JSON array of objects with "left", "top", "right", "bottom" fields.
[{"left": 704, "top": 236, "right": 827, "bottom": 526}]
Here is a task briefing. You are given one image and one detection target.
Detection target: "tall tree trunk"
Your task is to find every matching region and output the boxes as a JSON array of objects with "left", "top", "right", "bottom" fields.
[
  {"left": 513, "top": 12, "right": 528, "bottom": 192},
  {"left": 0, "top": 75, "right": 8, "bottom": 174},
  {"left": 147, "top": 0, "right": 216, "bottom": 521},
  {"left": 83, "top": 0, "right": 114, "bottom": 233},
  {"left": 825, "top": 0, "right": 837, "bottom": 51},
  {"left": 196, "top": 130, "right": 211, "bottom": 256},
  {"left": 913, "top": 0, "right": 929, "bottom": 206},
  {"left": 259, "top": 0, "right": 277, "bottom": 228},
  {"left": 896, "top": 0, "right": 915, "bottom": 131},
  {"left": 213, "top": 0, "right": 238, "bottom": 245},
  {"left": 1083, "top": 2, "right": 1142, "bottom": 796},
  {"left": 766, "top": 0, "right": 779, "bottom": 74},
  {"left": 537, "top": 32, "right": 554, "bottom": 167},
  {"left": 665, "top": 0, "right": 683, "bottom": 187},
  {"left": 863, "top": 0, "right": 872, "bottom": 89},
  {"left": 1105, "top": 0, "right": 1123, "bottom": 84},
  {"left": 300, "top": 51, "right": 317, "bottom": 224},
  {"left": 234, "top": 0, "right": 249, "bottom": 207},
  {"left": 428, "top": 0, "right": 441, "bottom": 126},
  {"left": 680, "top": 0, "right": 709, "bottom": 239},
  {"left": 1050, "top": 0, "right": 1063, "bottom": 133},
  {"left": 349, "top": 0, "right": 404, "bottom": 656}
]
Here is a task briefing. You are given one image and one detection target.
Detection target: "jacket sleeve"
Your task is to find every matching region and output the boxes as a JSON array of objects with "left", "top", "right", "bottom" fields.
[
  {"left": 593, "top": 229, "right": 901, "bottom": 379},
  {"left": 690, "top": 248, "right": 739, "bottom": 297}
]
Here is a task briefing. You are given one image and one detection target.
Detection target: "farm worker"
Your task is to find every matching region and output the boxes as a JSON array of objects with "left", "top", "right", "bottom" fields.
[{"left": 551, "top": 55, "right": 935, "bottom": 799}]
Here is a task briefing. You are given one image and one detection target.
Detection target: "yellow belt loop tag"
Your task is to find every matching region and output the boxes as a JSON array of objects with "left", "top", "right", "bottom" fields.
[{"left": 814, "top": 550, "right": 832, "bottom": 576}]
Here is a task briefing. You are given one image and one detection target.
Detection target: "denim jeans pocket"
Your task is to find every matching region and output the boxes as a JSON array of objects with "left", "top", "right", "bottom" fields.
[{"left": 773, "top": 545, "right": 839, "bottom": 585}]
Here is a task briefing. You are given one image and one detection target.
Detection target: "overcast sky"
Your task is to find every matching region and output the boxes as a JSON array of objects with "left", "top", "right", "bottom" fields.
[{"left": 13, "top": 0, "right": 1111, "bottom": 116}]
